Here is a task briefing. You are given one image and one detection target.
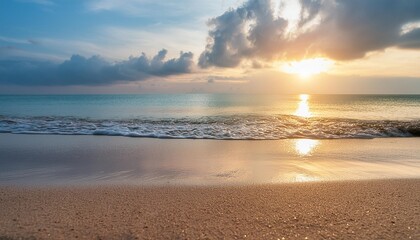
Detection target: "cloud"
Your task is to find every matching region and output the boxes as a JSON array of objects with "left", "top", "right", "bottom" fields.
[
  {"left": 0, "top": 49, "right": 194, "bottom": 85},
  {"left": 294, "top": 0, "right": 420, "bottom": 60},
  {"left": 206, "top": 75, "right": 247, "bottom": 83},
  {"left": 399, "top": 28, "right": 420, "bottom": 49},
  {"left": 86, "top": 0, "right": 145, "bottom": 14},
  {"left": 199, "top": 0, "right": 288, "bottom": 68},
  {"left": 0, "top": 46, "right": 65, "bottom": 61},
  {"left": 4, "top": 0, "right": 420, "bottom": 88},
  {"left": 100, "top": 26, "right": 206, "bottom": 60},
  {"left": 0, "top": 36, "right": 35, "bottom": 45},
  {"left": 200, "top": 0, "right": 420, "bottom": 67}
]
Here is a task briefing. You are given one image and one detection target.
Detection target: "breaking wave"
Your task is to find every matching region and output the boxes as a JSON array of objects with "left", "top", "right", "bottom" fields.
[{"left": 1, "top": 115, "right": 420, "bottom": 140}]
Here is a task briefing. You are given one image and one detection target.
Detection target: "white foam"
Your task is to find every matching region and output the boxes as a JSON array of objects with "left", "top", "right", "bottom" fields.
[{"left": 1, "top": 115, "right": 419, "bottom": 140}]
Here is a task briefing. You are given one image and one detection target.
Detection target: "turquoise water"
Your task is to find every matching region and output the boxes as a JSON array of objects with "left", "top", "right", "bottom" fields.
[{"left": 1, "top": 94, "right": 420, "bottom": 139}]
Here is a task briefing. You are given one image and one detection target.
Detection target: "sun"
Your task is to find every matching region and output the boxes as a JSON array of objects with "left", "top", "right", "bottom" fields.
[{"left": 282, "top": 58, "right": 334, "bottom": 78}]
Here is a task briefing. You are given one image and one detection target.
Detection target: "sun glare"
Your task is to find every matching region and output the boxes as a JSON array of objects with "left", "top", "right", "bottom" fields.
[
  {"left": 295, "top": 139, "right": 319, "bottom": 156},
  {"left": 282, "top": 58, "right": 334, "bottom": 78},
  {"left": 295, "top": 94, "right": 312, "bottom": 118}
]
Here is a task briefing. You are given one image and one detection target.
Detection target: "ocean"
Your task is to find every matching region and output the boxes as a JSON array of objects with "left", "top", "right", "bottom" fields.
[
  {"left": 1, "top": 94, "right": 420, "bottom": 185},
  {"left": 1, "top": 94, "right": 420, "bottom": 139}
]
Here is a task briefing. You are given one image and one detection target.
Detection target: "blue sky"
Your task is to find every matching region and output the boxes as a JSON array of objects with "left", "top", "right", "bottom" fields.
[
  {"left": 0, "top": 0, "right": 228, "bottom": 60},
  {"left": 1, "top": 0, "right": 420, "bottom": 94}
]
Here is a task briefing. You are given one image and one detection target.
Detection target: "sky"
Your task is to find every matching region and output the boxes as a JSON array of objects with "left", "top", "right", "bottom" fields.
[{"left": 1, "top": 0, "right": 420, "bottom": 94}]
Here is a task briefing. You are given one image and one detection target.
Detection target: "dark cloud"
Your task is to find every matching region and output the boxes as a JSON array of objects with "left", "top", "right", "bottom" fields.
[
  {"left": 199, "top": 0, "right": 288, "bottom": 68},
  {"left": 200, "top": 0, "right": 420, "bottom": 67},
  {"left": 399, "top": 28, "right": 420, "bottom": 49},
  {"left": 0, "top": 49, "right": 194, "bottom": 85},
  {"left": 295, "top": 0, "right": 420, "bottom": 60},
  {"left": 3, "top": 0, "right": 420, "bottom": 87},
  {"left": 206, "top": 75, "right": 247, "bottom": 84}
]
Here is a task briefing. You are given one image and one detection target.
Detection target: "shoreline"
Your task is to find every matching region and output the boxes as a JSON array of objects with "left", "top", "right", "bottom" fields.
[
  {"left": 1, "top": 179, "right": 419, "bottom": 239},
  {"left": 2, "top": 134, "right": 420, "bottom": 185},
  {"left": 1, "top": 134, "right": 420, "bottom": 238}
]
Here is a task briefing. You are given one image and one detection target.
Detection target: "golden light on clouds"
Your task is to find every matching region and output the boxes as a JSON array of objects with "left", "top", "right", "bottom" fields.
[
  {"left": 274, "top": 0, "right": 301, "bottom": 35},
  {"left": 282, "top": 58, "right": 334, "bottom": 78}
]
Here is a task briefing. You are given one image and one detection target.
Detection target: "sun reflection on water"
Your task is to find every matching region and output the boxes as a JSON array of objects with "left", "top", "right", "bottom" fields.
[
  {"left": 295, "top": 94, "right": 312, "bottom": 117},
  {"left": 295, "top": 139, "right": 319, "bottom": 156}
]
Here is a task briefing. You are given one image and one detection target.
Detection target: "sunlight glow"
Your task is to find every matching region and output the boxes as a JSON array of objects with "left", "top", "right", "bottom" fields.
[
  {"left": 295, "top": 94, "right": 312, "bottom": 118},
  {"left": 295, "top": 139, "right": 319, "bottom": 156},
  {"left": 271, "top": 0, "right": 322, "bottom": 38},
  {"left": 282, "top": 58, "right": 334, "bottom": 78},
  {"left": 294, "top": 173, "right": 319, "bottom": 182},
  {"left": 272, "top": 0, "right": 301, "bottom": 21},
  {"left": 272, "top": 0, "right": 301, "bottom": 36}
]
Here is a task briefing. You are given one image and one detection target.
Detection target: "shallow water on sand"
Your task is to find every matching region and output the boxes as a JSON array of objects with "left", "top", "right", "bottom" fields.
[{"left": 1, "top": 134, "right": 420, "bottom": 185}]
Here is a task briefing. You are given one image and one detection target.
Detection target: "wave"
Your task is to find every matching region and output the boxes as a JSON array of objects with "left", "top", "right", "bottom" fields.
[{"left": 1, "top": 115, "right": 420, "bottom": 140}]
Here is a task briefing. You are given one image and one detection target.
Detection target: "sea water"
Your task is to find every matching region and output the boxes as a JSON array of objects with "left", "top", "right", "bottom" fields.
[
  {"left": 1, "top": 94, "right": 420, "bottom": 185},
  {"left": 1, "top": 94, "right": 419, "bottom": 139}
]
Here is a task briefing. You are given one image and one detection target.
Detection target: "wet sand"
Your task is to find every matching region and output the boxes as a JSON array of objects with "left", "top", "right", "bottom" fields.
[
  {"left": 1, "top": 179, "right": 420, "bottom": 239},
  {"left": 1, "top": 134, "right": 420, "bottom": 239},
  {"left": 2, "top": 134, "right": 420, "bottom": 185}
]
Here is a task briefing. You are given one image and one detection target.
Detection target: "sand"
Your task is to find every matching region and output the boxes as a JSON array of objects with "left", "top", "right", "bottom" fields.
[{"left": 1, "top": 179, "right": 419, "bottom": 239}]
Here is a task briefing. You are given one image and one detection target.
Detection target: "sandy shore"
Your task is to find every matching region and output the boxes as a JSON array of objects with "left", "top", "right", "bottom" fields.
[
  {"left": 1, "top": 179, "right": 419, "bottom": 239},
  {"left": 2, "top": 134, "right": 420, "bottom": 185}
]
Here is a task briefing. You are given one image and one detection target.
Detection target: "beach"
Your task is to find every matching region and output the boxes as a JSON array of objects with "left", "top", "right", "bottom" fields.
[
  {"left": 1, "top": 179, "right": 419, "bottom": 239},
  {"left": 2, "top": 134, "right": 420, "bottom": 185},
  {"left": 2, "top": 0, "right": 420, "bottom": 237},
  {"left": 1, "top": 94, "right": 420, "bottom": 239},
  {"left": 1, "top": 134, "right": 420, "bottom": 239}
]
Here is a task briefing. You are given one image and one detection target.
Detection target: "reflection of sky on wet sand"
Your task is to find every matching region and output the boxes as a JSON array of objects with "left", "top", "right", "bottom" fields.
[{"left": 1, "top": 134, "right": 420, "bottom": 186}]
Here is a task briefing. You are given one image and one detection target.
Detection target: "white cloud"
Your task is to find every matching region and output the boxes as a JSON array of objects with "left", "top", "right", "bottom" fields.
[{"left": 100, "top": 26, "right": 206, "bottom": 60}]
